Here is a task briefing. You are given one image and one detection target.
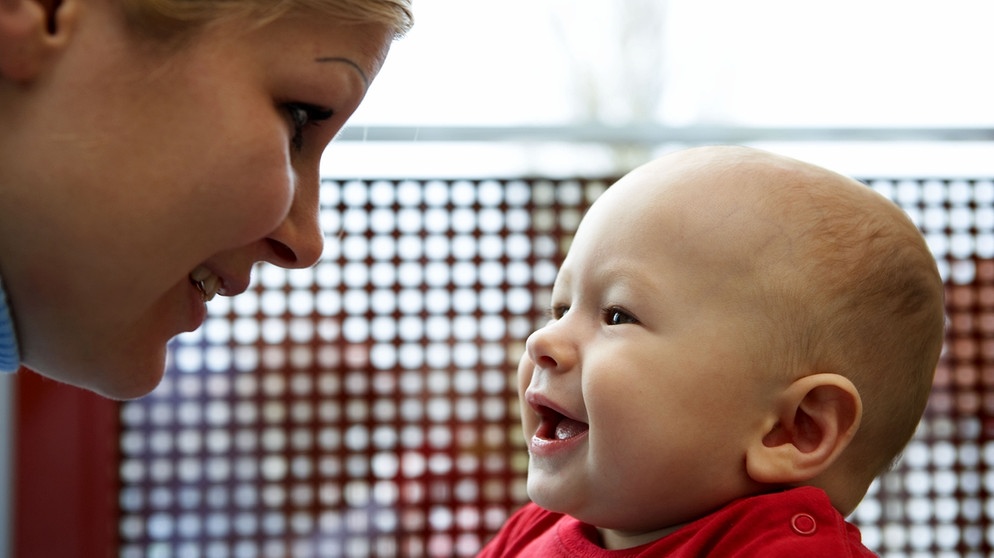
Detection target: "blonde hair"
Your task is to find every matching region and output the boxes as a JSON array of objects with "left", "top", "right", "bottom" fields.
[{"left": 119, "top": 0, "right": 413, "bottom": 39}]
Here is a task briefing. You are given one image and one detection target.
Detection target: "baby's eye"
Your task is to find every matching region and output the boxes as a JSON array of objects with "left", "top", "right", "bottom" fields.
[
  {"left": 549, "top": 305, "right": 570, "bottom": 320},
  {"left": 284, "top": 103, "right": 334, "bottom": 151},
  {"left": 605, "top": 307, "right": 638, "bottom": 325}
]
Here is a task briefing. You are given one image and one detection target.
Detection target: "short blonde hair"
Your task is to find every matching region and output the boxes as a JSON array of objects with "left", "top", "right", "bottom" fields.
[{"left": 120, "top": 0, "right": 413, "bottom": 39}]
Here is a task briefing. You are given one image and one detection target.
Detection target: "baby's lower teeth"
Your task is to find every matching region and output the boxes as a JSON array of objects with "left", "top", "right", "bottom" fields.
[{"left": 555, "top": 418, "right": 586, "bottom": 440}]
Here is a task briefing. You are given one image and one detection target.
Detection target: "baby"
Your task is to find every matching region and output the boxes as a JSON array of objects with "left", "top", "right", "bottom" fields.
[{"left": 479, "top": 146, "right": 946, "bottom": 556}]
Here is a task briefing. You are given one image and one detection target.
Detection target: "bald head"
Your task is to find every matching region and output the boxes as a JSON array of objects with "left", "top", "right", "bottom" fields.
[
  {"left": 583, "top": 145, "right": 945, "bottom": 504},
  {"left": 595, "top": 146, "right": 915, "bottom": 272}
]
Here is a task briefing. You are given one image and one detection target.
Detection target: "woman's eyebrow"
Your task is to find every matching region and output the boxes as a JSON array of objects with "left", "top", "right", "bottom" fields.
[{"left": 314, "top": 56, "right": 370, "bottom": 89}]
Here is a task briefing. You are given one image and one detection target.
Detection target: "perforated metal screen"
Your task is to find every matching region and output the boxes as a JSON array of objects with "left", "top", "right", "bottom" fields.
[
  {"left": 118, "top": 176, "right": 989, "bottom": 557},
  {"left": 849, "top": 179, "right": 994, "bottom": 558}
]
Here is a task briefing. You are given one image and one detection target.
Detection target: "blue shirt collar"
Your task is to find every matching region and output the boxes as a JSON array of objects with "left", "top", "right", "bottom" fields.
[{"left": 0, "top": 277, "right": 20, "bottom": 373}]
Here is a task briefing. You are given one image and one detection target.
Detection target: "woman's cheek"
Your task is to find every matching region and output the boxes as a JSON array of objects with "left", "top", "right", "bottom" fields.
[{"left": 218, "top": 152, "right": 297, "bottom": 245}]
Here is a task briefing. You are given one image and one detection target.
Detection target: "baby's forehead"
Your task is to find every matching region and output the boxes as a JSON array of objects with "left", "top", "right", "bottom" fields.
[
  {"left": 624, "top": 150, "right": 882, "bottom": 236},
  {"left": 593, "top": 151, "right": 905, "bottom": 292}
]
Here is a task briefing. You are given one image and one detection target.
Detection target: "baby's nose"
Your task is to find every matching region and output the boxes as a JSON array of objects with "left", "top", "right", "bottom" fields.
[{"left": 525, "top": 323, "right": 575, "bottom": 372}]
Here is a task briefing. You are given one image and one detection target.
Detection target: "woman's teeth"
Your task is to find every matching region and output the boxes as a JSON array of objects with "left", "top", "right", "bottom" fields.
[{"left": 189, "top": 266, "right": 221, "bottom": 302}]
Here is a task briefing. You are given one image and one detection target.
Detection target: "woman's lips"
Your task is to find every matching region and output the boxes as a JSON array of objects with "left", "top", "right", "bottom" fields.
[
  {"left": 189, "top": 265, "right": 222, "bottom": 301},
  {"left": 180, "top": 277, "right": 209, "bottom": 334},
  {"left": 187, "top": 264, "right": 250, "bottom": 301}
]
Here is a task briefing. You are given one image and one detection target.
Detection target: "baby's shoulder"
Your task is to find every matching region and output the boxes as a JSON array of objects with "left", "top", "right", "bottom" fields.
[{"left": 694, "top": 487, "right": 877, "bottom": 557}]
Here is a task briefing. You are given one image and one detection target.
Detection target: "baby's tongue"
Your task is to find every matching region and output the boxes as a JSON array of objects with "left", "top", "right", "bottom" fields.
[{"left": 555, "top": 418, "right": 589, "bottom": 440}]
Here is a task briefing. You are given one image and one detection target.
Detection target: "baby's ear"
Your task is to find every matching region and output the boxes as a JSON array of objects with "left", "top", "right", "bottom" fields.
[
  {"left": 0, "top": 0, "right": 78, "bottom": 83},
  {"left": 745, "top": 373, "right": 862, "bottom": 485}
]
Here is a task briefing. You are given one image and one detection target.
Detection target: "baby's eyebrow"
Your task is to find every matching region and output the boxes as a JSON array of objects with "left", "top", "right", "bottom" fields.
[{"left": 314, "top": 56, "right": 370, "bottom": 89}]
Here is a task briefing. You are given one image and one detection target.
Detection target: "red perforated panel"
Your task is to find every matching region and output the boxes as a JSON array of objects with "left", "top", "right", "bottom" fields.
[
  {"left": 107, "top": 177, "right": 989, "bottom": 557},
  {"left": 848, "top": 180, "right": 994, "bottom": 558},
  {"left": 115, "top": 178, "right": 603, "bottom": 557}
]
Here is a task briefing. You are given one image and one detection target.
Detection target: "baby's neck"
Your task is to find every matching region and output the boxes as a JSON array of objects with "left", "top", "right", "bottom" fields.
[{"left": 597, "top": 521, "right": 686, "bottom": 550}]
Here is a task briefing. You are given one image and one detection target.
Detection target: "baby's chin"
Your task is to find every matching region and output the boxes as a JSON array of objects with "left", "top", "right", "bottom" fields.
[
  {"left": 525, "top": 473, "right": 575, "bottom": 513},
  {"left": 527, "top": 477, "right": 717, "bottom": 538}
]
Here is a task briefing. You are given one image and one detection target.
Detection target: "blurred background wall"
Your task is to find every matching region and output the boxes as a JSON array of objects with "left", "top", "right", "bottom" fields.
[{"left": 6, "top": 1, "right": 994, "bottom": 557}]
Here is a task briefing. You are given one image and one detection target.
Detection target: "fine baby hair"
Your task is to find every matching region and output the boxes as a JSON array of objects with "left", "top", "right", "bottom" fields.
[{"left": 480, "top": 145, "right": 945, "bottom": 556}]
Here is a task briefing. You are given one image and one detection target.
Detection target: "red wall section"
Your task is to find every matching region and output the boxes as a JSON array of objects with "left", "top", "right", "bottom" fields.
[{"left": 13, "top": 368, "right": 119, "bottom": 557}]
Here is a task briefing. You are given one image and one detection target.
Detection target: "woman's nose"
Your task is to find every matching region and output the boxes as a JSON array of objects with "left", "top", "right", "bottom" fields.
[
  {"left": 525, "top": 320, "right": 576, "bottom": 373},
  {"left": 263, "top": 174, "right": 324, "bottom": 269}
]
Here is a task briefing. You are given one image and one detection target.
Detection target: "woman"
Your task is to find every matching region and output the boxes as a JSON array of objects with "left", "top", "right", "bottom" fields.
[{"left": 0, "top": 0, "right": 413, "bottom": 398}]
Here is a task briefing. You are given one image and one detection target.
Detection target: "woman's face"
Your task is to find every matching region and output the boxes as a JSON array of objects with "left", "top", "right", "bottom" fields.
[{"left": 0, "top": 3, "right": 393, "bottom": 397}]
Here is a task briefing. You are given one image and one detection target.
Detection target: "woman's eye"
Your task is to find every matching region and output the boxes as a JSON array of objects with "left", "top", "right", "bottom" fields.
[
  {"left": 605, "top": 307, "right": 637, "bottom": 325},
  {"left": 285, "top": 103, "right": 334, "bottom": 151},
  {"left": 550, "top": 305, "right": 569, "bottom": 320}
]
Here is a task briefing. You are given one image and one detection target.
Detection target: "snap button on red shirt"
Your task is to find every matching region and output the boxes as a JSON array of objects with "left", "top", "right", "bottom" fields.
[
  {"left": 477, "top": 487, "right": 878, "bottom": 556},
  {"left": 791, "top": 512, "right": 817, "bottom": 535}
]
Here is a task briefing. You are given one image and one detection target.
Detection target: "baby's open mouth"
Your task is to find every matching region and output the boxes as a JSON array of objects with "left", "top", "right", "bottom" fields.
[
  {"left": 536, "top": 405, "right": 589, "bottom": 441},
  {"left": 189, "top": 266, "right": 222, "bottom": 302}
]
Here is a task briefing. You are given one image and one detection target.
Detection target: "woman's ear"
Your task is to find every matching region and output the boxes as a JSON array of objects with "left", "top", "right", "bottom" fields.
[
  {"left": 745, "top": 373, "right": 862, "bottom": 485},
  {"left": 0, "top": 0, "right": 78, "bottom": 83}
]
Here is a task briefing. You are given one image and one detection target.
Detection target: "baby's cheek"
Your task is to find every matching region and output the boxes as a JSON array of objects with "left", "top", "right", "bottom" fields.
[
  {"left": 520, "top": 407, "right": 538, "bottom": 442},
  {"left": 517, "top": 350, "right": 536, "bottom": 388},
  {"left": 518, "top": 378, "right": 537, "bottom": 429}
]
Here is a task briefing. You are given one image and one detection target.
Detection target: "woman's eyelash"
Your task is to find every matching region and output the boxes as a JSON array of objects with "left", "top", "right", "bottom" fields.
[{"left": 285, "top": 103, "right": 334, "bottom": 151}]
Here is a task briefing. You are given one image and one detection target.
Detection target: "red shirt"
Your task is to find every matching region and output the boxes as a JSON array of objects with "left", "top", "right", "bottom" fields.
[{"left": 477, "top": 487, "right": 877, "bottom": 557}]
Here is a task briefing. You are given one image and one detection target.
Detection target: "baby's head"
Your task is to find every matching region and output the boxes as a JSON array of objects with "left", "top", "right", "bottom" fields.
[{"left": 518, "top": 145, "right": 945, "bottom": 548}]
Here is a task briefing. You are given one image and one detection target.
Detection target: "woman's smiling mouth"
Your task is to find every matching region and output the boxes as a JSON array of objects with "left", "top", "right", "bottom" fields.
[{"left": 189, "top": 265, "right": 223, "bottom": 302}]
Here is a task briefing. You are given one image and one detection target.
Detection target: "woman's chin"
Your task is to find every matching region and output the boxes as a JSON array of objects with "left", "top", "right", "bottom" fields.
[{"left": 54, "top": 349, "right": 169, "bottom": 400}]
